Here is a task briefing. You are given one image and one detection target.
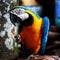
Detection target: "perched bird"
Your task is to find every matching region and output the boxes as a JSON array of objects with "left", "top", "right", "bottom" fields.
[{"left": 10, "top": 6, "right": 50, "bottom": 56}]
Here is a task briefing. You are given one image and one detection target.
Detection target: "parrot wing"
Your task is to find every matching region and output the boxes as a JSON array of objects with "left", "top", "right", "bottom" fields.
[{"left": 39, "top": 17, "right": 50, "bottom": 55}]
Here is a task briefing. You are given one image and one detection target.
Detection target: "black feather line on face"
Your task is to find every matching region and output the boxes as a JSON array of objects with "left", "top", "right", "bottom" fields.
[{"left": 22, "top": 13, "right": 34, "bottom": 26}]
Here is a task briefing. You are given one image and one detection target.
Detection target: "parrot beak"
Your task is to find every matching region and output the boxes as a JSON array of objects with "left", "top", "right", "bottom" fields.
[
  {"left": 16, "top": 23, "right": 23, "bottom": 34},
  {"left": 10, "top": 13, "right": 23, "bottom": 34}
]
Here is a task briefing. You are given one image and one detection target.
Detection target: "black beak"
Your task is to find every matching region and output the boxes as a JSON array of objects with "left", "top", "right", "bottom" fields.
[
  {"left": 17, "top": 23, "right": 23, "bottom": 34},
  {"left": 10, "top": 13, "right": 23, "bottom": 34}
]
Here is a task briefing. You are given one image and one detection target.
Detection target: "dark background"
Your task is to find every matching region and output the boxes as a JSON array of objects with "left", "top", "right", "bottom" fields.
[{"left": 36, "top": 0, "right": 55, "bottom": 25}]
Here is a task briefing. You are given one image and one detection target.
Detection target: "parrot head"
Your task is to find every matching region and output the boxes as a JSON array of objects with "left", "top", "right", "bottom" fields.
[{"left": 10, "top": 7, "right": 33, "bottom": 34}]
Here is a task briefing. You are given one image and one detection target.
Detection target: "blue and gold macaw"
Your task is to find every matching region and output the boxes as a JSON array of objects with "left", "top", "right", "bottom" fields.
[{"left": 10, "top": 6, "right": 50, "bottom": 55}]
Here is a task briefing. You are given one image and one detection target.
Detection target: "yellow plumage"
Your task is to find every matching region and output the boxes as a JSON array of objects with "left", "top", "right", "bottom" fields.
[{"left": 20, "top": 10, "right": 43, "bottom": 55}]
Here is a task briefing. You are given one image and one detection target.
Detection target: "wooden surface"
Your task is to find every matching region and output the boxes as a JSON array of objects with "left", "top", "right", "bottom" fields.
[{"left": 11, "top": 55, "right": 60, "bottom": 60}]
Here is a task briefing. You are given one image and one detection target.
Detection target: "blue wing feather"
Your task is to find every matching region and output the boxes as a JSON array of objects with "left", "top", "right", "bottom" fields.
[{"left": 39, "top": 17, "right": 50, "bottom": 55}]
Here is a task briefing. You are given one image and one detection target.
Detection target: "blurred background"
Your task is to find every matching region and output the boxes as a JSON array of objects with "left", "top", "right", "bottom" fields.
[{"left": 0, "top": 0, "right": 60, "bottom": 60}]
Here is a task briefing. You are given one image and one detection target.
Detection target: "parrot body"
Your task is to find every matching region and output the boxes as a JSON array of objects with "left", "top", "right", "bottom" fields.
[
  {"left": 10, "top": 6, "right": 50, "bottom": 55},
  {"left": 20, "top": 13, "right": 43, "bottom": 54}
]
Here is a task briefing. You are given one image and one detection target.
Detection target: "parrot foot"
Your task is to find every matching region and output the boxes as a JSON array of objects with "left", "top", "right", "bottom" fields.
[{"left": 27, "top": 54, "right": 39, "bottom": 60}]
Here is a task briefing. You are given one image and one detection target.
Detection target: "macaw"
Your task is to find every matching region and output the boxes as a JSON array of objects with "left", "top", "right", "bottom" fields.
[{"left": 10, "top": 6, "right": 50, "bottom": 56}]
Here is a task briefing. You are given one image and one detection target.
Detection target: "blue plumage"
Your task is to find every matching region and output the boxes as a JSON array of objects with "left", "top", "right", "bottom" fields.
[{"left": 39, "top": 17, "right": 50, "bottom": 54}]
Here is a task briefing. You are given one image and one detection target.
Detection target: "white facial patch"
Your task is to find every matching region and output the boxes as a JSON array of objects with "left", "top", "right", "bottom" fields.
[
  {"left": 18, "top": 13, "right": 29, "bottom": 21},
  {"left": 10, "top": 8, "right": 29, "bottom": 21}
]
